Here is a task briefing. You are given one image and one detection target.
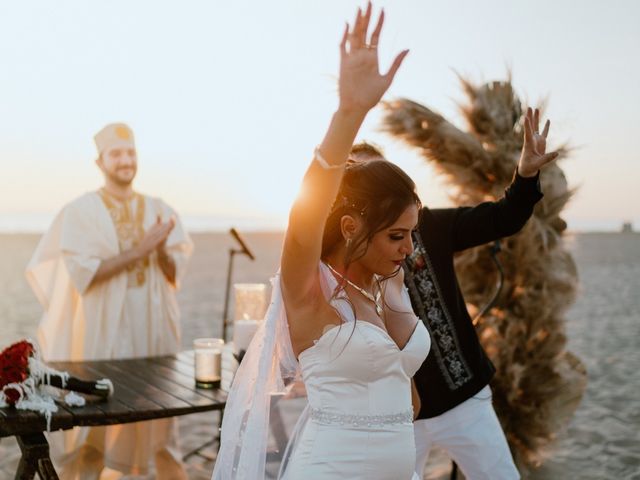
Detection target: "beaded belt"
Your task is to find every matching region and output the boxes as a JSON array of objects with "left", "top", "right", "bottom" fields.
[{"left": 309, "top": 407, "right": 413, "bottom": 427}]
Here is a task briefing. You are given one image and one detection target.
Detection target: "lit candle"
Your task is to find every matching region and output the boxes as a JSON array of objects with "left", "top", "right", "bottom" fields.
[
  {"left": 233, "top": 283, "right": 268, "bottom": 322},
  {"left": 193, "top": 338, "right": 224, "bottom": 389},
  {"left": 233, "top": 319, "right": 260, "bottom": 352}
]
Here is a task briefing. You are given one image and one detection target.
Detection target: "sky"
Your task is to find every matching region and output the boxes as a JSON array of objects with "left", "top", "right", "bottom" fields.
[{"left": 0, "top": 0, "right": 638, "bottom": 232}]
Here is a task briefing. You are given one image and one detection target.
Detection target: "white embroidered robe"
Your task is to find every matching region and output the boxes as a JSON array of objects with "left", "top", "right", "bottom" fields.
[{"left": 25, "top": 191, "right": 193, "bottom": 474}]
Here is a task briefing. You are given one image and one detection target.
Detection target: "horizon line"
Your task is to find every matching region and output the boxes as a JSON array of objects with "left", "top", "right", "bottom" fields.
[{"left": 0, "top": 213, "right": 636, "bottom": 235}]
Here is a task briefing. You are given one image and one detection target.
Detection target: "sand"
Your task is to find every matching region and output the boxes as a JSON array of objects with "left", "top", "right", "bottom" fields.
[{"left": 1, "top": 232, "right": 639, "bottom": 479}]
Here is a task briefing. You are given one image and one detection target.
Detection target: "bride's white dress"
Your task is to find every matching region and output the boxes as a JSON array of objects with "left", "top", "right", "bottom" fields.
[{"left": 282, "top": 267, "right": 431, "bottom": 479}]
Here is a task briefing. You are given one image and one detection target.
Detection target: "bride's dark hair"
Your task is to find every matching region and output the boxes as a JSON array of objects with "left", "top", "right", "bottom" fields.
[
  {"left": 321, "top": 143, "right": 421, "bottom": 267},
  {"left": 319, "top": 143, "right": 421, "bottom": 352}
]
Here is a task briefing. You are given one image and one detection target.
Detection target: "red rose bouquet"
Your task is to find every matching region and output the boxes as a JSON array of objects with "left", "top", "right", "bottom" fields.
[
  {"left": 0, "top": 339, "right": 113, "bottom": 429},
  {"left": 0, "top": 339, "right": 35, "bottom": 404}
]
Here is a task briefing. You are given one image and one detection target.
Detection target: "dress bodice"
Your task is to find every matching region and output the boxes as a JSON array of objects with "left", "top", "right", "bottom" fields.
[
  {"left": 298, "top": 263, "right": 431, "bottom": 421},
  {"left": 299, "top": 319, "right": 430, "bottom": 419}
]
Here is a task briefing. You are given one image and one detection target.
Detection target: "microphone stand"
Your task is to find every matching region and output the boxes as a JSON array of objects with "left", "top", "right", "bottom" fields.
[{"left": 183, "top": 227, "right": 255, "bottom": 463}]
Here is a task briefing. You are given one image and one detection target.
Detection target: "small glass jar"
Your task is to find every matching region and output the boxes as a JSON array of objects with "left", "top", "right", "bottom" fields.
[{"left": 193, "top": 338, "right": 224, "bottom": 389}]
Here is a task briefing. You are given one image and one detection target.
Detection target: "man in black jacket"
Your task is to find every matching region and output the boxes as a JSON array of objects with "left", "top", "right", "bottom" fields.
[{"left": 352, "top": 107, "right": 557, "bottom": 479}]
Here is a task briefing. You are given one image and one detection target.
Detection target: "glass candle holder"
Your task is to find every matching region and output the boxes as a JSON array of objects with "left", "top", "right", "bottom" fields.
[
  {"left": 233, "top": 319, "right": 261, "bottom": 352},
  {"left": 193, "top": 338, "right": 224, "bottom": 389},
  {"left": 232, "top": 283, "right": 267, "bottom": 353},
  {"left": 233, "top": 283, "right": 268, "bottom": 322}
]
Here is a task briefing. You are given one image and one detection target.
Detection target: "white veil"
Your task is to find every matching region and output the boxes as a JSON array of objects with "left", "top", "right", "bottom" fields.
[
  {"left": 212, "top": 264, "right": 351, "bottom": 479},
  {"left": 211, "top": 270, "right": 297, "bottom": 479}
]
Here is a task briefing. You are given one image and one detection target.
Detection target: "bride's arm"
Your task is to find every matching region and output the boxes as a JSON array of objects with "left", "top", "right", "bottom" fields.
[{"left": 281, "top": 3, "right": 409, "bottom": 308}]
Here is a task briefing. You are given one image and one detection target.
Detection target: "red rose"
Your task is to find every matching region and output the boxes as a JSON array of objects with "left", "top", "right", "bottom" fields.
[
  {"left": 1, "top": 340, "right": 36, "bottom": 404},
  {"left": 3, "top": 386, "right": 21, "bottom": 404}
]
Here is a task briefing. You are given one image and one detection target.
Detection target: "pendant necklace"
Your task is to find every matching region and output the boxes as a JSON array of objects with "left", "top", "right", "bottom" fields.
[{"left": 326, "top": 263, "right": 384, "bottom": 317}]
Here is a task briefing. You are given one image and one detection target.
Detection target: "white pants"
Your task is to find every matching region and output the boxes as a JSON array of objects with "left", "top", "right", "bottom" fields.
[{"left": 414, "top": 386, "right": 519, "bottom": 480}]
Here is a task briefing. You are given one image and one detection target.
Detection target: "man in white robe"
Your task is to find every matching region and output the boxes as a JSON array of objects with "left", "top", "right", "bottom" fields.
[{"left": 26, "top": 123, "right": 193, "bottom": 479}]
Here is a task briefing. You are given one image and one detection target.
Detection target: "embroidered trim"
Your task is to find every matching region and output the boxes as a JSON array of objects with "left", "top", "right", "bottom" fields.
[
  {"left": 99, "top": 189, "right": 149, "bottom": 287},
  {"left": 404, "top": 230, "right": 473, "bottom": 390}
]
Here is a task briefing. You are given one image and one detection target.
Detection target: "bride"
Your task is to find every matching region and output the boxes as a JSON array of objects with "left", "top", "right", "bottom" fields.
[{"left": 213, "top": 3, "right": 429, "bottom": 479}]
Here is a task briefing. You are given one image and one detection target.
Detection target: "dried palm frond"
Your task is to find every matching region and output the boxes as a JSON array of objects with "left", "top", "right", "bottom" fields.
[{"left": 382, "top": 76, "right": 586, "bottom": 472}]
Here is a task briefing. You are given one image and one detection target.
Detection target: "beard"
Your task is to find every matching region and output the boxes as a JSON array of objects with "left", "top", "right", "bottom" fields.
[{"left": 105, "top": 166, "right": 136, "bottom": 187}]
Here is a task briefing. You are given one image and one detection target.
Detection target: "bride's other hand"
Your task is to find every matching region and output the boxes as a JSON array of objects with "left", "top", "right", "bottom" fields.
[{"left": 338, "top": 3, "right": 409, "bottom": 115}]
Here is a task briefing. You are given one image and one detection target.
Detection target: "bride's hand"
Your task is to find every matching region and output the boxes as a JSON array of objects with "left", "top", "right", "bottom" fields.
[{"left": 338, "top": 2, "right": 409, "bottom": 114}]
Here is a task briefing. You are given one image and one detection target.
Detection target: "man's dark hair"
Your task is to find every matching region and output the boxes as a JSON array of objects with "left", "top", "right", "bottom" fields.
[{"left": 350, "top": 141, "right": 385, "bottom": 160}]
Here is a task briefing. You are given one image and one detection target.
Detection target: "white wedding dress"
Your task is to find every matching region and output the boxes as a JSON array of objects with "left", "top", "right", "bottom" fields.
[{"left": 281, "top": 265, "right": 431, "bottom": 479}]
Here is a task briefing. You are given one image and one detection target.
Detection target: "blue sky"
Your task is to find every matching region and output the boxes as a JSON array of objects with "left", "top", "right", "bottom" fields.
[{"left": 1, "top": 0, "right": 638, "bottom": 231}]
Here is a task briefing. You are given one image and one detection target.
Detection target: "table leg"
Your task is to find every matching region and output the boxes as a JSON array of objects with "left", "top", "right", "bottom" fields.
[
  {"left": 15, "top": 433, "right": 59, "bottom": 480},
  {"left": 182, "top": 410, "right": 222, "bottom": 462}
]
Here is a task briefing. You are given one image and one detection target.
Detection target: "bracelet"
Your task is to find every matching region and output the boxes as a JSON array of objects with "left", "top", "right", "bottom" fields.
[{"left": 314, "top": 147, "right": 346, "bottom": 170}]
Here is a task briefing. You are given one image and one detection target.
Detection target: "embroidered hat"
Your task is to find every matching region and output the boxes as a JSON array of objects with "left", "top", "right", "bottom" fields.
[{"left": 94, "top": 123, "right": 135, "bottom": 155}]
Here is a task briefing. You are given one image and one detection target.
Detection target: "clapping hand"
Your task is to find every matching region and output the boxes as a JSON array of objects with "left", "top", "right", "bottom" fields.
[
  {"left": 137, "top": 215, "right": 175, "bottom": 258},
  {"left": 518, "top": 107, "right": 559, "bottom": 177},
  {"left": 338, "top": 2, "right": 409, "bottom": 114}
]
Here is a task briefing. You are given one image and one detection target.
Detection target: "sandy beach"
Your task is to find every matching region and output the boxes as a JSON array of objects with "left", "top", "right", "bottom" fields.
[{"left": 1, "top": 232, "right": 639, "bottom": 479}]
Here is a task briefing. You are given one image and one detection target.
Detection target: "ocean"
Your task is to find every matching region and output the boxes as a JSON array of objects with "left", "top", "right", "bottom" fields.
[{"left": 1, "top": 232, "right": 638, "bottom": 479}]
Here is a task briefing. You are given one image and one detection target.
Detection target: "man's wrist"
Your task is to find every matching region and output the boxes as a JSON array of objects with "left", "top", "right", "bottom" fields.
[
  {"left": 511, "top": 166, "right": 543, "bottom": 200},
  {"left": 517, "top": 164, "right": 538, "bottom": 178}
]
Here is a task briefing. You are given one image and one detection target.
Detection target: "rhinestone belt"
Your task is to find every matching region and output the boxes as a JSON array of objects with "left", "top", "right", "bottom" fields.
[{"left": 309, "top": 407, "right": 413, "bottom": 427}]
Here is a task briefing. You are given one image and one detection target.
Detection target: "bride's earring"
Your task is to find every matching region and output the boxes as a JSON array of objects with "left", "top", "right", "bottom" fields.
[{"left": 346, "top": 238, "right": 352, "bottom": 250}]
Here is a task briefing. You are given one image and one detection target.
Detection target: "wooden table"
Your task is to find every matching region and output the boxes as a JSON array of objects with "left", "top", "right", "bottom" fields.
[{"left": 0, "top": 351, "right": 227, "bottom": 480}]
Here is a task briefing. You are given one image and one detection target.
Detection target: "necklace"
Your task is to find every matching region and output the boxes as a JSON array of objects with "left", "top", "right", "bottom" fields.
[{"left": 325, "top": 263, "right": 384, "bottom": 317}]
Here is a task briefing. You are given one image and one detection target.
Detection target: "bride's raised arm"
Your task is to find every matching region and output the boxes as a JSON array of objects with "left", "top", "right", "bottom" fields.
[{"left": 281, "top": 3, "right": 408, "bottom": 307}]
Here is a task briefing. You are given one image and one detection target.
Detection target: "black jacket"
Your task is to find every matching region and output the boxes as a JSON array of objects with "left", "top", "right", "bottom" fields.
[{"left": 404, "top": 170, "right": 543, "bottom": 419}]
